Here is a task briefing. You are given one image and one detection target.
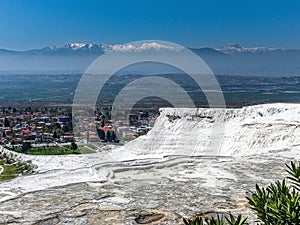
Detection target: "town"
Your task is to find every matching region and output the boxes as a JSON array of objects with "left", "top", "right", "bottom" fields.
[{"left": 0, "top": 106, "right": 158, "bottom": 154}]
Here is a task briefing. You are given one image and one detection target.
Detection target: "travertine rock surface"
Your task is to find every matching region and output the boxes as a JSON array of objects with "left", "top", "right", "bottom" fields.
[{"left": 0, "top": 104, "right": 299, "bottom": 225}]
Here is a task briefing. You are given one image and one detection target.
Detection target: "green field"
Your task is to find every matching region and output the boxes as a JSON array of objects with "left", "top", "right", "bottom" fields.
[
  {"left": 0, "top": 159, "right": 32, "bottom": 182},
  {"left": 8, "top": 145, "right": 96, "bottom": 155}
]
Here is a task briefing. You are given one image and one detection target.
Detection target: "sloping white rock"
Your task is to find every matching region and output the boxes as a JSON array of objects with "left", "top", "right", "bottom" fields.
[{"left": 112, "top": 103, "right": 300, "bottom": 160}]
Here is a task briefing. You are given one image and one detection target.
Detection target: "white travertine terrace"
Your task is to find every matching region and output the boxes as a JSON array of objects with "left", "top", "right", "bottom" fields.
[{"left": 0, "top": 103, "right": 299, "bottom": 224}]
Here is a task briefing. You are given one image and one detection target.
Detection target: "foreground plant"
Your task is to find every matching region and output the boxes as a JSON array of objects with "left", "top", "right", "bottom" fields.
[
  {"left": 286, "top": 161, "right": 300, "bottom": 191},
  {"left": 247, "top": 161, "right": 300, "bottom": 225},
  {"left": 183, "top": 214, "right": 247, "bottom": 225}
]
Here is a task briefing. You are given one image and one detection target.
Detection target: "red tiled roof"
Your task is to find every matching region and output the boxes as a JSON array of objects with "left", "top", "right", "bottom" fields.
[
  {"left": 63, "top": 136, "right": 74, "bottom": 139},
  {"left": 100, "top": 126, "right": 112, "bottom": 131}
]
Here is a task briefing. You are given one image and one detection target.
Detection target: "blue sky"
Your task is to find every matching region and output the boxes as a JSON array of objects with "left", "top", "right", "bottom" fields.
[{"left": 0, "top": 0, "right": 300, "bottom": 50}]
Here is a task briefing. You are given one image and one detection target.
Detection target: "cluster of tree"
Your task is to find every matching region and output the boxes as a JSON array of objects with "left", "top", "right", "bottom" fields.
[
  {"left": 96, "top": 129, "right": 118, "bottom": 143},
  {"left": 21, "top": 142, "right": 32, "bottom": 153},
  {"left": 70, "top": 142, "right": 78, "bottom": 151}
]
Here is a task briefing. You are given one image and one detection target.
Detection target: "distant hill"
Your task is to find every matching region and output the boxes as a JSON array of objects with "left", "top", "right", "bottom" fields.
[
  {"left": 190, "top": 44, "right": 300, "bottom": 76},
  {"left": 0, "top": 42, "right": 299, "bottom": 76}
]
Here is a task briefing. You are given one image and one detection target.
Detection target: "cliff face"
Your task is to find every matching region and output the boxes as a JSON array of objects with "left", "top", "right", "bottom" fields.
[{"left": 112, "top": 103, "right": 300, "bottom": 159}]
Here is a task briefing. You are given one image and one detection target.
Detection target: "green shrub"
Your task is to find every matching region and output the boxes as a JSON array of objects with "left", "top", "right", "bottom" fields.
[
  {"left": 183, "top": 214, "right": 247, "bottom": 225},
  {"left": 286, "top": 161, "right": 300, "bottom": 192},
  {"left": 247, "top": 161, "right": 300, "bottom": 225}
]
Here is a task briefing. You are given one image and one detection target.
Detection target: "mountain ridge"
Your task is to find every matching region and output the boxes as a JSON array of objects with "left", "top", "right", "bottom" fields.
[
  {"left": 0, "top": 42, "right": 299, "bottom": 76},
  {"left": 0, "top": 42, "right": 295, "bottom": 54}
]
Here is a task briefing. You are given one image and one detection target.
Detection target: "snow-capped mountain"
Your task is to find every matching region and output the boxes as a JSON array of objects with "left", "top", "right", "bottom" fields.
[
  {"left": 216, "top": 43, "right": 282, "bottom": 54},
  {"left": 43, "top": 42, "right": 181, "bottom": 53},
  {"left": 0, "top": 42, "right": 290, "bottom": 55},
  {"left": 49, "top": 43, "right": 87, "bottom": 50},
  {"left": 29, "top": 43, "right": 105, "bottom": 55},
  {"left": 24, "top": 42, "right": 285, "bottom": 54},
  {"left": 0, "top": 42, "right": 181, "bottom": 56},
  {"left": 0, "top": 42, "right": 299, "bottom": 76}
]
